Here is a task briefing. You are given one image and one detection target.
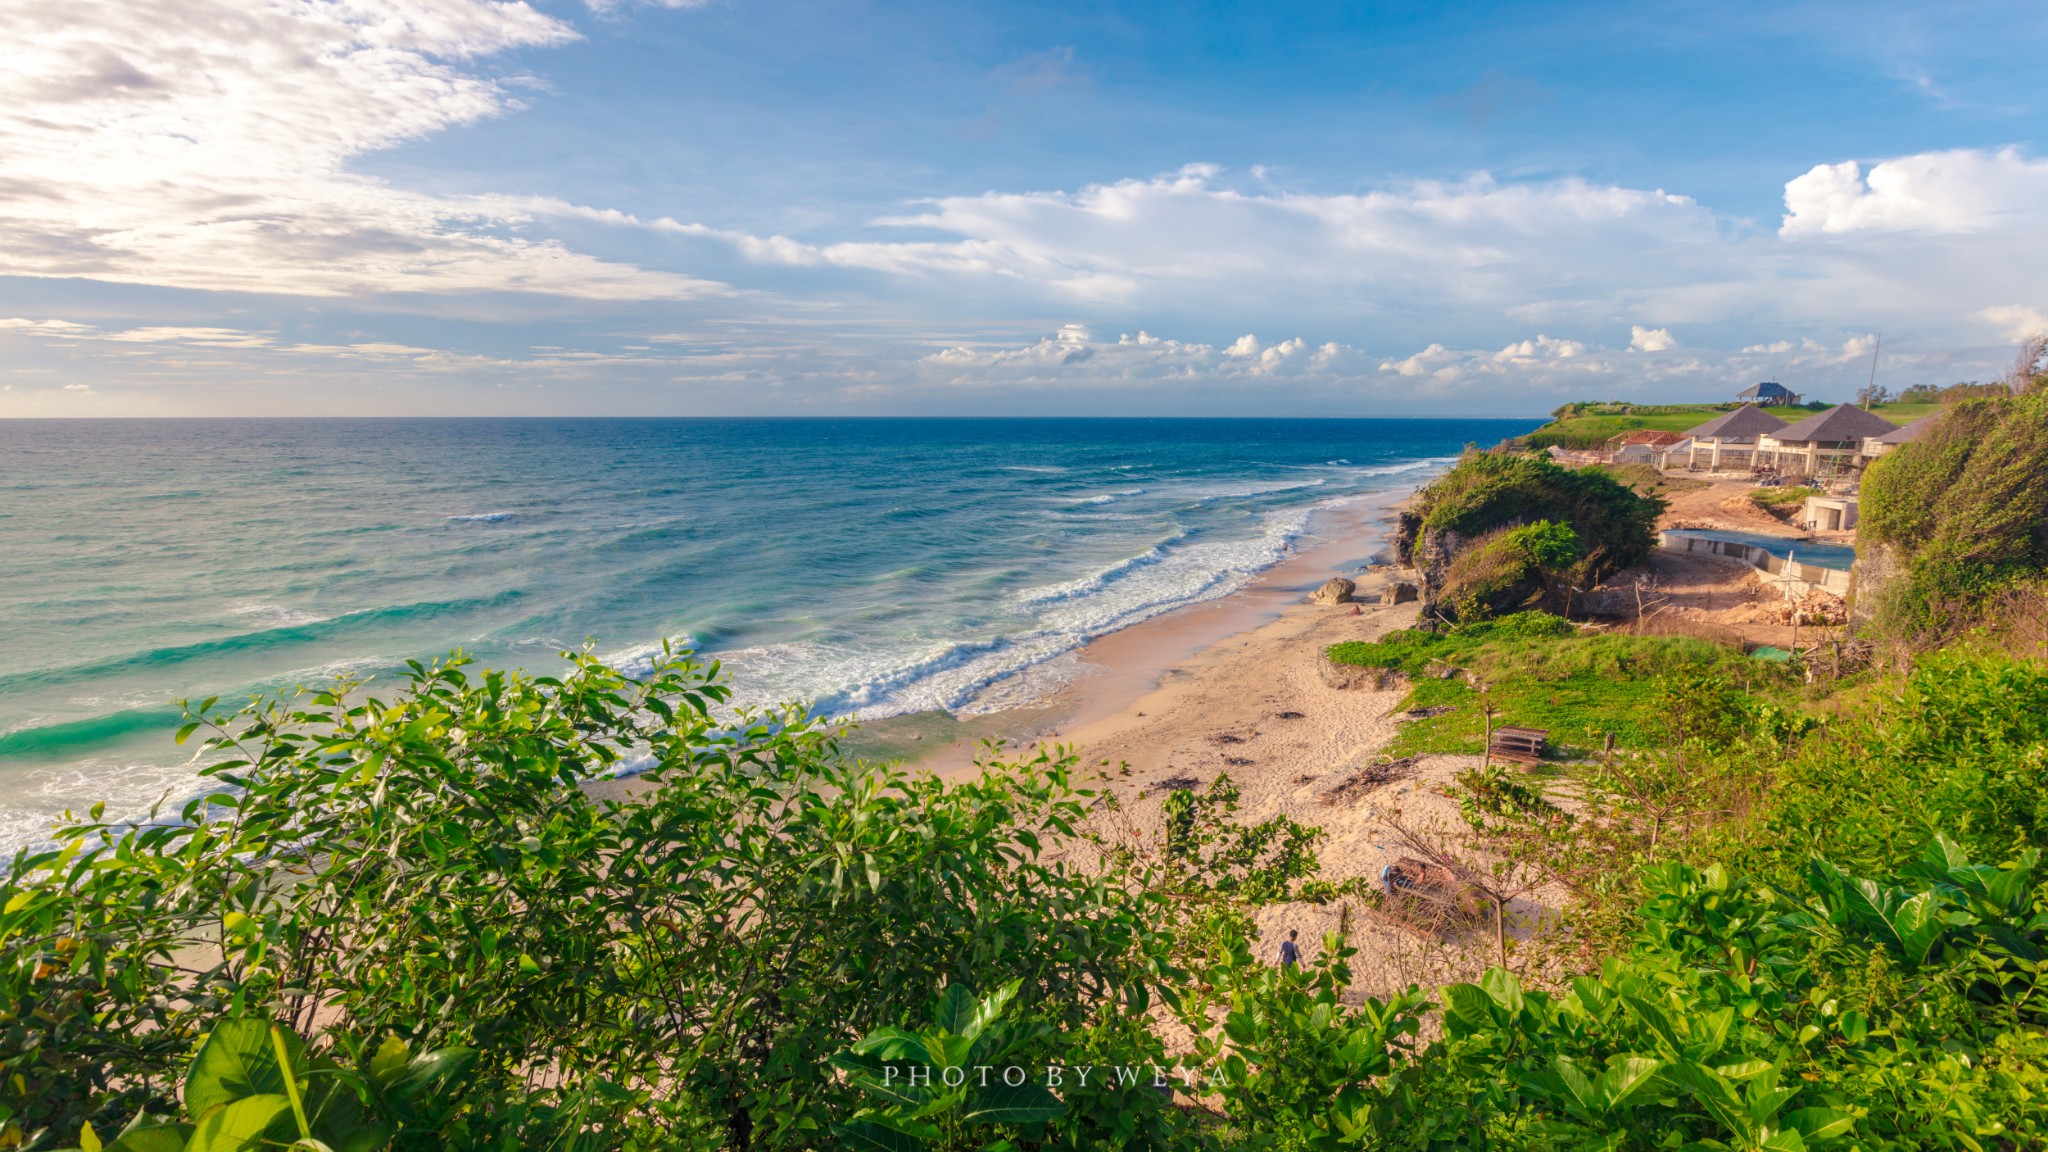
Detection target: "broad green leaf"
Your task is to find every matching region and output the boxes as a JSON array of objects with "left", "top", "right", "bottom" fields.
[
  {"left": 1478, "top": 968, "right": 1525, "bottom": 1016},
  {"left": 1549, "top": 1057, "right": 1599, "bottom": 1114},
  {"left": 1758, "top": 1128, "right": 1808, "bottom": 1152},
  {"left": 1713, "top": 1059, "right": 1773, "bottom": 1082},
  {"left": 851, "top": 1027, "right": 930, "bottom": 1064},
  {"left": 1920, "top": 833, "right": 1971, "bottom": 877},
  {"left": 365, "top": 1037, "right": 409, "bottom": 1086},
  {"left": 107, "top": 1124, "right": 190, "bottom": 1152},
  {"left": 186, "top": 1020, "right": 300, "bottom": 1119},
  {"left": 383, "top": 1048, "right": 476, "bottom": 1104},
  {"left": 1620, "top": 998, "right": 1683, "bottom": 1059},
  {"left": 830, "top": 1120, "right": 926, "bottom": 1152},
  {"left": 1442, "top": 984, "right": 1499, "bottom": 1032},
  {"left": 185, "top": 1096, "right": 294, "bottom": 1152},
  {"left": 1829, "top": 1011, "right": 1865, "bottom": 1046},
  {"left": 1599, "top": 1056, "right": 1665, "bottom": 1110},
  {"left": 932, "top": 985, "right": 977, "bottom": 1037},
  {"left": 967, "top": 981, "right": 1022, "bottom": 1040},
  {"left": 1786, "top": 1107, "right": 1857, "bottom": 1141},
  {"left": 1667, "top": 1063, "right": 1748, "bottom": 1136},
  {"left": 964, "top": 1081, "right": 1065, "bottom": 1124},
  {"left": 1892, "top": 891, "right": 1944, "bottom": 965},
  {"left": 1986, "top": 865, "right": 2033, "bottom": 913}
]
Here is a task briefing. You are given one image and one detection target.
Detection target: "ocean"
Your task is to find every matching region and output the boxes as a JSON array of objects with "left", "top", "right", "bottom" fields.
[{"left": 0, "top": 417, "right": 1532, "bottom": 850}]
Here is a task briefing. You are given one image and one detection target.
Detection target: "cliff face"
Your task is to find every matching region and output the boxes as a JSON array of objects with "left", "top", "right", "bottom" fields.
[
  {"left": 1413, "top": 526, "right": 1467, "bottom": 614},
  {"left": 1848, "top": 540, "right": 1907, "bottom": 627}
]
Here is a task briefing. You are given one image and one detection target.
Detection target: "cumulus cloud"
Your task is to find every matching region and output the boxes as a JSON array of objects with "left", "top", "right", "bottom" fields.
[
  {"left": 0, "top": 0, "right": 713, "bottom": 299},
  {"left": 711, "top": 165, "right": 1722, "bottom": 321},
  {"left": 590, "top": 149, "right": 2048, "bottom": 354},
  {"left": 1630, "top": 325, "right": 1678, "bottom": 352},
  {"left": 1976, "top": 304, "right": 2048, "bottom": 341},
  {"left": 1781, "top": 148, "right": 2048, "bottom": 236}
]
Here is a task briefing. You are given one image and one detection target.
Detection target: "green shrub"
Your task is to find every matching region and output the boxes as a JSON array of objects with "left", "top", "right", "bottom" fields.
[
  {"left": 1749, "top": 485, "right": 1821, "bottom": 509},
  {"left": 0, "top": 650, "right": 1168, "bottom": 1151},
  {"left": 1398, "top": 452, "right": 1664, "bottom": 622},
  {"left": 1860, "top": 382, "right": 2048, "bottom": 638}
]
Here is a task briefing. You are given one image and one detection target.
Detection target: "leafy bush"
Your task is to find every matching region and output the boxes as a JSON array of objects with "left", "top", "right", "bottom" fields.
[
  {"left": 1390, "top": 842, "right": 2048, "bottom": 1151},
  {"left": 1396, "top": 451, "right": 1664, "bottom": 622},
  {"left": 1860, "top": 381, "right": 2048, "bottom": 639},
  {"left": 0, "top": 650, "right": 1167, "bottom": 1151},
  {"left": 10, "top": 632, "right": 2048, "bottom": 1152}
]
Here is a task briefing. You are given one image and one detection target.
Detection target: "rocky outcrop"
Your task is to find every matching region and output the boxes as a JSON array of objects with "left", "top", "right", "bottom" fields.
[
  {"left": 1381, "top": 581, "right": 1418, "bottom": 606},
  {"left": 1413, "top": 527, "right": 1469, "bottom": 614},
  {"left": 1310, "top": 577, "right": 1356, "bottom": 605},
  {"left": 1847, "top": 540, "right": 1906, "bottom": 626}
]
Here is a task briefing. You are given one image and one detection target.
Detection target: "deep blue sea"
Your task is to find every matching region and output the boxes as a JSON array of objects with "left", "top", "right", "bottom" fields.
[{"left": 0, "top": 417, "right": 1532, "bottom": 849}]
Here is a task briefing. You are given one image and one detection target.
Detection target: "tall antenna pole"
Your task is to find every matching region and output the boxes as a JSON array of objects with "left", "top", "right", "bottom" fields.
[{"left": 1864, "top": 334, "right": 1881, "bottom": 403}]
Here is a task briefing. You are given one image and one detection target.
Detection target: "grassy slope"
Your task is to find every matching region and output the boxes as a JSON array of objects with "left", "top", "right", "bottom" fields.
[
  {"left": 1525, "top": 400, "right": 1946, "bottom": 450},
  {"left": 1328, "top": 616, "right": 1772, "bottom": 759}
]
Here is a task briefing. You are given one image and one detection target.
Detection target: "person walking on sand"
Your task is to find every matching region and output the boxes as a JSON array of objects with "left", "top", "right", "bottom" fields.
[{"left": 1278, "top": 929, "right": 1300, "bottom": 971}]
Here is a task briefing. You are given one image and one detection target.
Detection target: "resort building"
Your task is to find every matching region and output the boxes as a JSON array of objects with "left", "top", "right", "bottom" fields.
[
  {"left": 1756, "top": 404, "right": 1901, "bottom": 479},
  {"left": 1735, "top": 381, "right": 1802, "bottom": 407},
  {"left": 1863, "top": 414, "right": 1937, "bottom": 459},
  {"left": 1607, "top": 429, "right": 1687, "bottom": 464},
  {"left": 1675, "top": 404, "right": 1789, "bottom": 471}
]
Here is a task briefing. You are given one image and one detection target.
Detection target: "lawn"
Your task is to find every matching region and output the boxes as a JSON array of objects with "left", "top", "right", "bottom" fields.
[
  {"left": 1522, "top": 405, "right": 1727, "bottom": 450},
  {"left": 1524, "top": 399, "right": 1946, "bottom": 451},
  {"left": 1327, "top": 613, "right": 1773, "bottom": 759}
]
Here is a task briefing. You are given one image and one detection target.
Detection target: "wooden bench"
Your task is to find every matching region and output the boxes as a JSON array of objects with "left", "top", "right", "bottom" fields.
[{"left": 1489, "top": 726, "right": 1548, "bottom": 765}]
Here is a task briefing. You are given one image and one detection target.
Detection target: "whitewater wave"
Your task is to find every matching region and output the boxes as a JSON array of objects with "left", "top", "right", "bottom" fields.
[
  {"left": 231, "top": 602, "right": 329, "bottom": 628},
  {"left": 718, "top": 499, "right": 1333, "bottom": 721},
  {"left": 448, "top": 511, "right": 516, "bottom": 522}
]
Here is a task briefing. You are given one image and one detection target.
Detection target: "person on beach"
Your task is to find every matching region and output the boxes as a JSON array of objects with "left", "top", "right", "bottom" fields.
[{"left": 1278, "top": 929, "right": 1300, "bottom": 970}]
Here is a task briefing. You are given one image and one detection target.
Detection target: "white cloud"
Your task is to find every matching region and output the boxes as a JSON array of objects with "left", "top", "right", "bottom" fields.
[
  {"left": 0, "top": 318, "right": 94, "bottom": 335},
  {"left": 1976, "top": 304, "right": 2048, "bottom": 341},
  {"left": 0, "top": 0, "right": 714, "bottom": 299},
  {"left": 1780, "top": 147, "right": 2048, "bottom": 236},
  {"left": 1630, "top": 325, "right": 1678, "bottom": 352},
  {"left": 712, "top": 165, "right": 1720, "bottom": 320}
]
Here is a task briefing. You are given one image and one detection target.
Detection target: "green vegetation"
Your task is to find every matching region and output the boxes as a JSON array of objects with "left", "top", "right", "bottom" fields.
[
  {"left": 1397, "top": 451, "right": 1664, "bottom": 622},
  {"left": 1748, "top": 485, "right": 1821, "bottom": 509},
  {"left": 1327, "top": 613, "right": 1770, "bottom": 758},
  {"left": 1521, "top": 404, "right": 1730, "bottom": 451},
  {"left": 1860, "top": 376, "right": 2048, "bottom": 638},
  {"left": 10, "top": 429, "right": 2048, "bottom": 1152},
  {"left": 1521, "top": 399, "right": 1945, "bottom": 451}
]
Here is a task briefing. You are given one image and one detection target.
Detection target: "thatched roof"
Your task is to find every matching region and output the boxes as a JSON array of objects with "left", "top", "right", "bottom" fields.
[
  {"left": 1771, "top": 404, "right": 1900, "bottom": 444},
  {"left": 1872, "top": 414, "right": 1938, "bottom": 445},
  {"left": 1736, "top": 381, "right": 1794, "bottom": 401},
  {"left": 1685, "top": 404, "right": 1789, "bottom": 439}
]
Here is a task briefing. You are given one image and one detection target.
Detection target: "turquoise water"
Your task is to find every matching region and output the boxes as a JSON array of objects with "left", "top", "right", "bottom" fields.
[
  {"left": 0, "top": 417, "right": 1529, "bottom": 849},
  {"left": 1664, "top": 528, "right": 1856, "bottom": 571}
]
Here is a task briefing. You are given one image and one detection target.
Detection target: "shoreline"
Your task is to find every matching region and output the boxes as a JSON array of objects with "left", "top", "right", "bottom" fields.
[{"left": 839, "top": 486, "right": 1417, "bottom": 775}]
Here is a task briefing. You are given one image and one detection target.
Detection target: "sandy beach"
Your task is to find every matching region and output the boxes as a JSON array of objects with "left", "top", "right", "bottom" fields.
[
  {"left": 840, "top": 490, "right": 1558, "bottom": 994},
  {"left": 840, "top": 477, "right": 1813, "bottom": 995}
]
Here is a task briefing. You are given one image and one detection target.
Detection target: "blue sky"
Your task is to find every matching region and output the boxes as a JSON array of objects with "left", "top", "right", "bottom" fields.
[{"left": 3, "top": 0, "right": 2046, "bottom": 415}]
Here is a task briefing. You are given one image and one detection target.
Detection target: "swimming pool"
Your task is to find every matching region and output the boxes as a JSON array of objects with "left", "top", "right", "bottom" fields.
[{"left": 1664, "top": 529, "right": 1857, "bottom": 571}]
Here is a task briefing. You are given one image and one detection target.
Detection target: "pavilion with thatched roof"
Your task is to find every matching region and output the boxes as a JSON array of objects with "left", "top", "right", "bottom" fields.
[
  {"left": 1758, "top": 404, "right": 1901, "bottom": 478},
  {"left": 1674, "top": 404, "right": 1790, "bottom": 471}
]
